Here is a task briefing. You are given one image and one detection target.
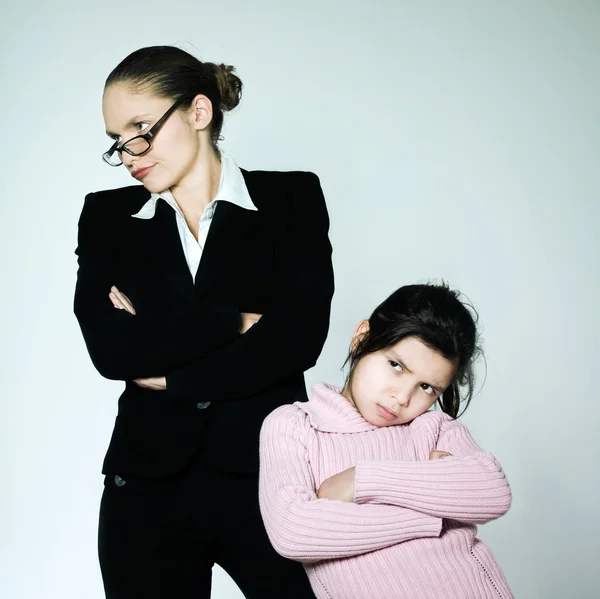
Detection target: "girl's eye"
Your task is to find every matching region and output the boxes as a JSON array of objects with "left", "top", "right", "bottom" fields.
[
  {"left": 389, "top": 360, "right": 403, "bottom": 372},
  {"left": 421, "top": 384, "right": 435, "bottom": 396},
  {"left": 136, "top": 122, "right": 150, "bottom": 132}
]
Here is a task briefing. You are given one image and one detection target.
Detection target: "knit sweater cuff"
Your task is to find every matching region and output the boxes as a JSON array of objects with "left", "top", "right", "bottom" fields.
[
  {"left": 354, "top": 461, "right": 443, "bottom": 534},
  {"left": 354, "top": 461, "right": 396, "bottom": 505},
  {"left": 353, "top": 456, "right": 511, "bottom": 526},
  {"left": 355, "top": 459, "right": 459, "bottom": 506}
]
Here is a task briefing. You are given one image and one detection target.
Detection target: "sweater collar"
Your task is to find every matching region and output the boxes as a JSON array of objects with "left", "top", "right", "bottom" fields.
[{"left": 297, "top": 383, "right": 379, "bottom": 433}]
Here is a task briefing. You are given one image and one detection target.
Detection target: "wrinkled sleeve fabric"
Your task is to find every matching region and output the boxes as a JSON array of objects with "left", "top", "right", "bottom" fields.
[
  {"left": 354, "top": 416, "right": 512, "bottom": 524},
  {"left": 74, "top": 192, "right": 241, "bottom": 381},
  {"left": 259, "top": 406, "right": 442, "bottom": 564},
  {"left": 166, "top": 172, "right": 334, "bottom": 403}
]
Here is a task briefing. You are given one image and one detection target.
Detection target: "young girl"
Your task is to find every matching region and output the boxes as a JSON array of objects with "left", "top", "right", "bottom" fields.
[{"left": 259, "top": 283, "right": 512, "bottom": 599}]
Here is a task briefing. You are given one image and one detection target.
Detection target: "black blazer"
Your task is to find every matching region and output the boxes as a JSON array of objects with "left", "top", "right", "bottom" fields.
[{"left": 74, "top": 170, "right": 334, "bottom": 478}]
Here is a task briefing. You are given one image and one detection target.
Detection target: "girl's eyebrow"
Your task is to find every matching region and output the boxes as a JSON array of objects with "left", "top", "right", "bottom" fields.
[
  {"left": 106, "top": 114, "right": 153, "bottom": 138},
  {"left": 389, "top": 351, "right": 412, "bottom": 373},
  {"left": 388, "top": 351, "right": 446, "bottom": 394},
  {"left": 427, "top": 382, "right": 445, "bottom": 395}
]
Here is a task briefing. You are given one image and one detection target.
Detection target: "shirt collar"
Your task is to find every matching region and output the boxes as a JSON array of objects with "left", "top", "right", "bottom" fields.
[{"left": 131, "top": 152, "right": 257, "bottom": 219}]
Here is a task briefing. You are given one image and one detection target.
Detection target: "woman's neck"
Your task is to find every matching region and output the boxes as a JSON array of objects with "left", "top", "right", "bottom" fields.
[{"left": 171, "top": 148, "right": 222, "bottom": 217}]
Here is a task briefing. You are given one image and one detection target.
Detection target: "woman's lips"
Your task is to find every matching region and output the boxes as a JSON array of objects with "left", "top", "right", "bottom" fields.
[
  {"left": 376, "top": 404, "right": 398, "bottom": 422},
  {"left": 132, "top": 165, "right": 155, "bottom": 180}
]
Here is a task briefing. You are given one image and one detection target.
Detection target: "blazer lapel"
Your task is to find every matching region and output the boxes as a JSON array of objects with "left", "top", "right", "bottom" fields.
[
  {"left": 137, "top": 199, "right": 195, "bottom": 293},
  {"left": 129, "top": 171, "right": 261, "bottom": 301},
  {"left": 194, "top": 200, "right": 258, "bottom": 297}
]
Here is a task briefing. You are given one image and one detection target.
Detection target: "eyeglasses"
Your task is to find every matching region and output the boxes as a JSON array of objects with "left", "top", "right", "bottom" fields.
[{"left": 102, "top": 97, "right": 187, "bottom": 166}]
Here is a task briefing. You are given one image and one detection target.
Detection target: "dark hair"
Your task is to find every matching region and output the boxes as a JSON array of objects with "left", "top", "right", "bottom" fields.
[
  {"left": 104, "top": 45, "right": 242, "bottom": 148},
  {"left": 345, "top": 283, "right": 482, "bottom": 418}
]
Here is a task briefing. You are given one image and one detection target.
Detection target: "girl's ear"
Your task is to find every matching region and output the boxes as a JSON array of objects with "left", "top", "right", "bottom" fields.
[{"left": 351, "top": 320, "right": 370, "bottom": 352}]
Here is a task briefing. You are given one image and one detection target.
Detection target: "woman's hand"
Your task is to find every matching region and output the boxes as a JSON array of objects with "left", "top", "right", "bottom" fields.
[
  {"left": 134, "top": 376, "right": 167, "bottom": 391},
  {"left": 109, "top": 285, "right": 136, "bottom": 315},
  {"left": 110, "top": 286, "right": 164, "bottom": 389},
  {"left": 429, "top": 450, "right": 452, "bottom": 460},
  {"left": 317, "top": 466, "right": 356, "bottom": 503},
  {"left": 240, "top": 312, "right": 262, "bottom": 334},
  {"left": 117, "top": 293, "right": 256, "bottom": 389},
  {"left": 130, "top": 311, "right": 261, "bottom": 391}
]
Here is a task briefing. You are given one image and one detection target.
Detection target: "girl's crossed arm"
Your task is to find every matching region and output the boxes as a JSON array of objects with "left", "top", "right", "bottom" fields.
[
  {"left": 353, "top": 414, "right": 512, "bottom": 524},
  {"left": 259, "top": 406, "right": 443, "bottom": 564}
]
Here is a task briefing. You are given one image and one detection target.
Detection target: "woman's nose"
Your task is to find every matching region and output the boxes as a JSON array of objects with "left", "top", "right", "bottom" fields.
[{"left": 121, "top": 152, "right": 136, "bottom": 167}]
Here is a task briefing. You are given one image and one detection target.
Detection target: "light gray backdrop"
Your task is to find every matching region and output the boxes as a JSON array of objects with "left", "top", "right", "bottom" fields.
[{"left": 1, "top": 1, "right": 598, "bottom": 597}]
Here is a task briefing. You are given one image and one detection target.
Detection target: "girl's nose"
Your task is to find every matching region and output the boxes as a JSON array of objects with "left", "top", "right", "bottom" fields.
[{"left": 391, "top": 389, "right": 410, "bottom": 408}]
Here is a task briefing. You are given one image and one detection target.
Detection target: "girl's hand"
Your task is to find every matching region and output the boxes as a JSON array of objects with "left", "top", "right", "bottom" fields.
[
  {"left": 240, "top": 312, "right": 262, "bottom": 334},
  {"left": 317, "top": 466, "right": 356, "bottom": 503},
  {"left": 429, "top": 450, "right": 452, "bottom": 460},
  {"left": 109, "top": 285, "right": 136, "bottom": 315},
  {"left": 134, "top": 376, "right": 167, "bottom": 391}
]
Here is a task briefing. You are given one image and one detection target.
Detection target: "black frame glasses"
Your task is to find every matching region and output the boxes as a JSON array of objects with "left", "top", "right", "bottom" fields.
[{"left": 102, "top": 96, "right": 187, "bottom": 166}]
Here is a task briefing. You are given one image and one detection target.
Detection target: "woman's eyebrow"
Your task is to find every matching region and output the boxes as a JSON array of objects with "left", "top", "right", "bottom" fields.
[{"left": 105, "top": 114, "right": 153, "bottom": 138}]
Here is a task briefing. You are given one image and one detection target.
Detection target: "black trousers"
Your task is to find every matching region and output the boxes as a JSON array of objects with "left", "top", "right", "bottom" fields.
[{"left": 98, "top": 453, "right": 315, "bottom": 599}]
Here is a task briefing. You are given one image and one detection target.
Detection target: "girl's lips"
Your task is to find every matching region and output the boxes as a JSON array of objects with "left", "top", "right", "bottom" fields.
[
  {"left": 132, "top": 165, "right": 155, "bottom": 180},
  {"left": 376, "top": 404, "right": 398, "bottom": 422}
]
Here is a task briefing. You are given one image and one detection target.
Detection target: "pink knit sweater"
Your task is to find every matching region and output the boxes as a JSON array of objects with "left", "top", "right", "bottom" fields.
[{"left": 259, "top": 383, "right": 513, "bottom": 599}]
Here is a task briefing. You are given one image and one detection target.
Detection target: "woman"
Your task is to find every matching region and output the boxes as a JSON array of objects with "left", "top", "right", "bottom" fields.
[{"left": 74, "top": 45, "right": 334, "bottom": 599}]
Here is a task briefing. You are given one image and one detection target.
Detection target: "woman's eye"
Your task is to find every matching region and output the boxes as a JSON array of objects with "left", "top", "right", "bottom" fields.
[{"left": 389, "top": 360, "right": 402, "bottom": 372}]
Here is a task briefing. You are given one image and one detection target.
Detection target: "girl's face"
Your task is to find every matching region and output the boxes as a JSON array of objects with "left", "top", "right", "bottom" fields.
[
  {"left": 102, "top": 84, "right": 211, "bottom": 193},
  {"left": 343, "top": 323, "right": 458, "bottom": 427}
]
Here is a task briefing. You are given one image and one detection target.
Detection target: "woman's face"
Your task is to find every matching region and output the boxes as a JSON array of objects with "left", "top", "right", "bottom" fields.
[
  {"left": 343, "top": 328, "right": 457, "bottom": 427},
  {"left": 102, "top": 84, "right": 206, "bottom": 193}
]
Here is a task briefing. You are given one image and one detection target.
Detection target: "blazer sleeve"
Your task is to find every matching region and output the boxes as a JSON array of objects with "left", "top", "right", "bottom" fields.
[
  {"left": 354, "top": 416, "right": 512, "bottom": 524},
  {"left": 165, "top": 172, "right": 335, "bottom": 403},
  {"left": 259, "top": 406, "right": 442, "bottom": 563},
  {"left": 73, "top": 192, "right": 242, "bottom": 381}
]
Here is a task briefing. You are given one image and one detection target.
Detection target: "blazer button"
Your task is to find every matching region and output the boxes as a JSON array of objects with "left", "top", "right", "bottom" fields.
[
  {"left": 196, "top": 401, "right": 211, "bottom": 410},
  {"left": 114, "top": 475, "right": 126, "bottom": 487}
]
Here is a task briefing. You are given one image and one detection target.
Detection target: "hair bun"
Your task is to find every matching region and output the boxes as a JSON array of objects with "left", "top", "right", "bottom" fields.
[{"left": 204, "top": 62, "right": 242, "bottom": 112}]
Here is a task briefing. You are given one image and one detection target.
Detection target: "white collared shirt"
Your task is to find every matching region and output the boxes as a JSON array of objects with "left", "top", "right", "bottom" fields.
[{"left": 131, "top": 152, "right": 257, "bottom": 277}]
